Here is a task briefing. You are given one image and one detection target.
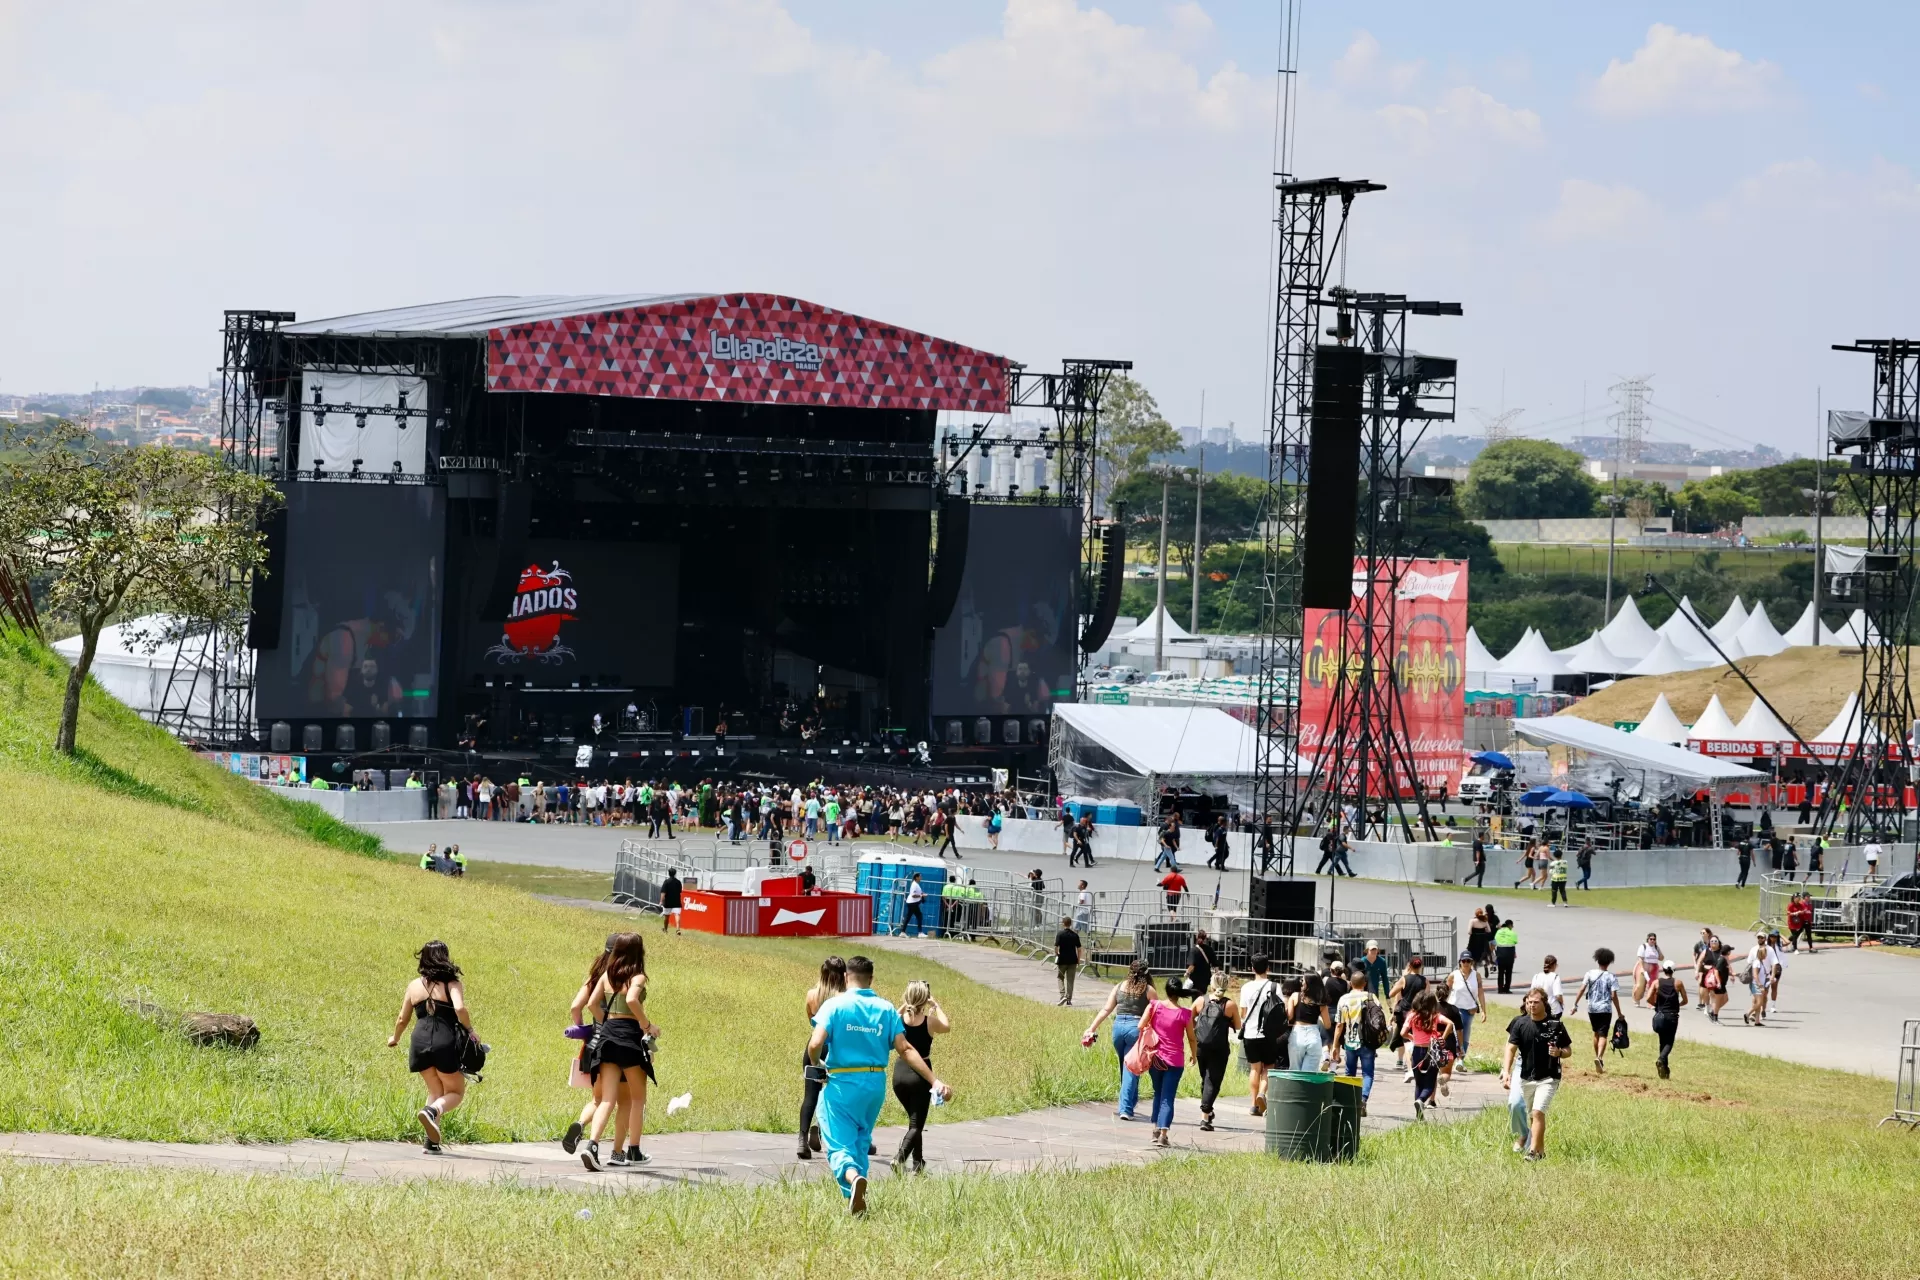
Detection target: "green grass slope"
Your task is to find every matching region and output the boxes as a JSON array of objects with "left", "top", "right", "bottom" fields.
[{"left": 0, "top": 629, "right": 1110, "bottom": 1141}]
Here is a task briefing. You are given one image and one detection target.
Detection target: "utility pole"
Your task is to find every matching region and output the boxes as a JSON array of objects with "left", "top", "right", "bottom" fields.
[
  {"left": 1812, "top": 387, "right": 1824, "bottom": 627},
  {"left": 1155, "top": 470, "right": 1170, "bottom": 673},
  {"left": 1192, "top": 390, "right": 1206, "bottom": 633}
]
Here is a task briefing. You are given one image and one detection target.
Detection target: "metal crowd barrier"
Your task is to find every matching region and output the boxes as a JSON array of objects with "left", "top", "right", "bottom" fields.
[
  {"left": 1758, "top": 871, "right": 1920, "bottom": 945},
  {"left": 1886, "top": 1019, "right": 1920, "bottom": 1130}
]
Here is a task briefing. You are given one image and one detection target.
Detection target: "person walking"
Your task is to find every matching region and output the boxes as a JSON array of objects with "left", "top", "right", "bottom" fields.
[
  {"left": 898, "top": 873, "right": 927, "bottom": 938},
  {"left": 1742, "top": 933, "right": 1773, "bottom": 1026},
  {"left": 1649, "top": 963, "right": 1686, "bottom": 1079},
  {"left": 1547, "top": 848, "right": 1570, "bottom": 905},
  {"left": 1399, "top": 989, "right": 1454, "bottom": 1119},
  {"left": 797, "top": 956, "right": 847, "bottom": 1161},
  {"left": 890, "top": 980, "right": 950, "bottom": 1174},
  {"left": 1153, "top": 815, "right": 1182, "bottom": 873},
  {"left": 1073, "top": 880, "right": 1093, "bottom": 936},
  {"left": 1493, "top": 918, "right": 1519, "bottom": 994},
  {"left": 1053, "top": 917, "right": 1083, "bottom": 1007},
  {"left": 1142, "top": 977, "right": 1198, "bottom": 1149},
  {"left": 1184, "top": 929, "right": 1217, "bottom": 996},
  {"left": 1083, "top": 960, "right": 1159, "bottom": 1121},
  {"left": 1633, "top": 933, "right": 1664, "bottom": 1007},
  {"left": 1159, "top": 868, "right": 1188, "bottom": 919},
  {"left": 1706, "top": 942, "right": 1733, "bottom": 1023},
  {"left": 1285, "top": 971, "right": 1332, "bottom": 1073},
  {"left": 579, "top": 933, "right": 659, "bottom": 1171},
  {"left": 1786, "top": 892, "right": 1815, "bottom": 953},
  {"left": 1528, "top": 954, "right": 1565, "bottom": 1018},
  {"left": 1191, "top": 976, "right": 1238, "bottom": 1131},
  {"left": 1515, "top": 841, "right": 1536, "bottom": 890},
  {"left": 1360, "top": 939, "right": 1390, "bottom": 999},
  {"left": 1575, "top": 840, "right": 1594, "bottom": 891},
  {"left": 807, "top": 956, "right": 948, "bottom": 1214},
  {"left": 563, "top": 937, "right": 630, "bottom": 1160},
  {"left": 1332, "top": 971, "right": 1384, "bottom": 1116},
  {"left": 659, "top": 867, "right": 684, "bottom": 934},
  {"left": 1734, "top": 835, "right": 1753, "bottom": 889},
  {"left": 1073, "top": 812, "right": 1098, "bottom": 867},
  {"left": 1388, "top": 954, "right": 1429, "bottom": 1079},
  {"left": 1501, "top": 986, "right": 1571, "bottom": 1161},
  {"left": 1443, "top": 950, "right": 1486, "bottom": 1061},
  {"left": 1234, "top": 955, "right": 1282, "bottom": 1117},
  {"left": 1206, "top": 814, "right": 1231, "bottom": 870},
  {"left": 1466, "top": 910, "right": 1492, "bottom": 975},
  {"left": 1469, "top": 833, "right": 1488, "bottom": 888},
  {"left": 387, "top": 940, "right": 476, "bottom": 1153},
  {"left": 1570, "top": 948, "right": 1624, "bottom": 1073}
]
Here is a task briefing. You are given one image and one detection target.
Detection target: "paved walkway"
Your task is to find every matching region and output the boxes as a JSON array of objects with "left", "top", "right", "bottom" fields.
[{"left": 0, "top": 1076, "right": 1503, "bottom": 1193}]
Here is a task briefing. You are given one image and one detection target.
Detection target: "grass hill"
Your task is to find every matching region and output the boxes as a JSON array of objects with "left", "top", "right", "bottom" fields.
[
  {"left": 0, "top": 627, "right": 1110, "bottom": 1142},
  {"left": 1559, "top": 645, "right": 1871, "bottom": 737}
]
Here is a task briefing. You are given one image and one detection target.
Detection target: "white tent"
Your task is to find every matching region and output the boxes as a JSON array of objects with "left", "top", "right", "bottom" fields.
[
  {"left": 1709, "top": 595, "right": 1749, "bottom": 644},
  {"left": 1733, "top": 696, "right": 1796, "bottom": 744},
  {"left": 1811, "top": 691, "right": 1882, "bottom": 746},
  {"left": 1497, "top": 629, "right": 1571, "bottom": 679},
  {"left": 1049, "top": 703, "right": 1273, "bottom": 809},
  {"left": 50, "top": 613, "right": 221, "bottom": 727},
  {"left": 1556, "top": 630, "right": 1629, "bottom": 676},
  {"left": 1781, "top": 601, "right": 1820, "bottom": 648},
  {"left": 1732, "top": 601, "right": 1787, "bottom": 657},
  {"left": 1686, "top": 694, "right": 1742, "bottom": 742},
  {"left": 1624, "top": 633, "right": 1718, "bottom": 677},
  {"left": 1631, "top": 693, "right": 1690, "bottom": 745},
  {"left": 1465, "top": 628, "right": 1512, "bottom": 692},
  {"left": 1512, "top": 716, "right": 1762, "bottom": 784},
  {"left": 1117, "top": 606, "right": 1194, "bottom": 645},
  {"left": 1598, "top": 596, "right": 1659, "bottom": 661},
  {"left": 1655, "top": 597, "right": 1717, "bottom": 657},
  {"left": 1824, "top": 608, "right": 1878, "bottom": 648}
]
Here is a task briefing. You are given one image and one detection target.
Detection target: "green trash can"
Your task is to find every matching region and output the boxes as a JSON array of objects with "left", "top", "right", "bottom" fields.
[
  {"left": 1327, "top": 1075, "right": 1362, "bottom": 1161},
  {"left": 1265, "top": 1070, "right": 1334, "bottom": 1161}
]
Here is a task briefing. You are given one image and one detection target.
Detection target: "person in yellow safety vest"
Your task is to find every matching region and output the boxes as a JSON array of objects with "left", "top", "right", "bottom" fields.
[
  {"left": 405, "top": 773, "right": 424, "bottom": 789},
  {"left": 419, "top": 843, "right": 439, "bottom": 871},
  {"left": 309, "top": 776, "right": 330, "bottom": 790},
  {"left": 449, "top": 845, "right": 467, "bottom": 877}
]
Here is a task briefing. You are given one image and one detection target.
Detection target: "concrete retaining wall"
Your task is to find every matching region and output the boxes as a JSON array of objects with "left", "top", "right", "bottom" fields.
[
  {"left": 277, "top": 787, "right": 428, "bottom": 824},
  {"left": 949, "top": 815, "right": 1256, "bottom": 869},
  {"left": 1347, "top": 839, "right": 1742, "bottom": 887}
]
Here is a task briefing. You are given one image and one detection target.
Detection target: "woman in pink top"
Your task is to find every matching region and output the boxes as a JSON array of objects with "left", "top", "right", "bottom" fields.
[
  {"left": 1398, "top": 988, "right": 1456, "bottom": 1119},
  {"left": 1143, "top": 978, "right": 1200, "bottom": 1148}
]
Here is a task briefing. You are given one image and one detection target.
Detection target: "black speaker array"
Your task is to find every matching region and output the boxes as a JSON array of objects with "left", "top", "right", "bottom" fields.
[
  {"left": 924, "top": 494, "right": 971, "bottom": 628},
  {"left": 1078, "top": 515, "right": 1127, "bottom": 653},
  {"left": 1301, "top": 345, "right": 1365, "bottom": 610},
  {"left": 246, "top": 501, "right": 289, "bottom": 649}
]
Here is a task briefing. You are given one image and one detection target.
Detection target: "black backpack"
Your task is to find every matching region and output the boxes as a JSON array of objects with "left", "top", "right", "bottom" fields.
[
  {"left": 1609, "top": 1014, "right": 1631, "bottom": 1054},
  {"left": 1194, "top": 997, "right": 1230, "bottom": 1050},
  {"left": 1359, "top": 996, "right": 1390, "bottom": 1050}
]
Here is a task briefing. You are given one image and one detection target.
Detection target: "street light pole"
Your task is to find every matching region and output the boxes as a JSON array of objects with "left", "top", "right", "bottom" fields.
[
  {"left": 1191, "top": 447, "right": 1204, "bottom": 633},
  {"left": 1602, "top": 491, "right": 1622, "bottom": 626},
  {"left": 1155, "top": 471, "right": 1170, "bottom": 673}
]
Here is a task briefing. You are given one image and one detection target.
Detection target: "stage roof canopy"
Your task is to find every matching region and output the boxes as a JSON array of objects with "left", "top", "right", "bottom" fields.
[
  {"left": 284, "top": 292, "right": 1010, "bottom": 413},
  {"left": 1052, "top": 704, "right": 1260, "bottom": 777},
  {"left": 1513, "top": 715, "right": 1762, "bottom": 783}
]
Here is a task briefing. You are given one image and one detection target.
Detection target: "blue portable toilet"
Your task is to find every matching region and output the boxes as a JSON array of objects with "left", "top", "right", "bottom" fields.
[{"left": 855, "top": 853, "right": 950, "bottom": 936}]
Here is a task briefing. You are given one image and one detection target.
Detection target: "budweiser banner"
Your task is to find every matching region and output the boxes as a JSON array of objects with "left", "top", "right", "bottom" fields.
[{"left": 1297, "top": 558, "right": 1469, "bottom": 795}]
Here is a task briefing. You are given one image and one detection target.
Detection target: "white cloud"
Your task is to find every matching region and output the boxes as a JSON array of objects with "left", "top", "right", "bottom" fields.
[
  {"left": 1541, "top": 179, "right": 1657, "bottom": 242},
  {"left": 1165, "top": 2, "right": 1213, "bottom": 49},
  {"left": 1372, "top": 85, "right": 1541, "bottom": 154},
  {"left": 1333, "top": 30, "right": 1421, "bottom": 93},
  {"left": 1591, "top": 23, "right": 1780, "bottom": 117}
]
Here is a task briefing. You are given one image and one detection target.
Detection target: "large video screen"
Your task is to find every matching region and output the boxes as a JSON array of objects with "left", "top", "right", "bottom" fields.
[
  {"left": 256, "top": 482, "right": 445, "bottom": 721},
  {"left": 468, "top": 540, "right": 679, "bottom": 687},
  {"left": 931, "top": 505, "right": 1079, "bottom": 716}
]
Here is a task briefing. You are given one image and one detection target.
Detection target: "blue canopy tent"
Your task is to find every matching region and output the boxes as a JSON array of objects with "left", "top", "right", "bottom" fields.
[{"left": 1472, "top": 751, "right": 1515, "bottom": 771}]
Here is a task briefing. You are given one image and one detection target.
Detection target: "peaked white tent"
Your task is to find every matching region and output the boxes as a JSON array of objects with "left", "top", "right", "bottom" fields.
[
  {"left": 1632, "top": 693, "right": 1690, "bottom": 745},
  {"left": 1811, "top": 691, "right": 1882, "bottom": 746},
  {"left": 1118, "top": 606, "right": 1194, "bottom": 645},
  {"left": 1781, "top": 601, "right": 1820, "bottom": 648},
  {"left": 1497, "top": 628, "right": 1572, "bottom": 679},
  {"left": 1656, "top": 597, "right": 1717, "bottom": 657},
  {"left": 1598, "top": 596, "right": 1659, "bottom": 661},
  {"left": 1732, "top": 601, "right": 1787, "bottom": 657},
  {"left": 1686, "top": 694, "right": 1742, "bottom": 742},
  {"left": 1824, "top": 608, "right": 1878, "bottom": 648},
  {"left": 1465, "top": 628, "right": 1512, "bottom": 692},
  {"left": 1733, "top": 696, "right": 1796, "bottom": 743},
  {"left": 1710, "top": 595, "right": 1749, "bottom": 644},
  {"left": 1625, "top": 633, "right": 1718, "bottom": 677},
  {"left": 1556, "top": 630, "right": 1629, "bottom": 676}
]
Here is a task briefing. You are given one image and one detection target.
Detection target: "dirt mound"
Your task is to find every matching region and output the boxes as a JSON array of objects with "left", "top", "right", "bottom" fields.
[{"left": 1559, "top": 647, "right": 1881, "bottom": 738}]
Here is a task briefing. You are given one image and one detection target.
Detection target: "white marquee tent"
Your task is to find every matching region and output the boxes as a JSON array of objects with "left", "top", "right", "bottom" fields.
[
  {"left": 1049, "top": 703, "right": 1270, "bottom": 809},
  {"left": 1556, "top": 630, "right": 1630, "bottom": 676},
  {"left": 1733, "top": 602, "right": 1787, "bottom": 657},
  {"left": 1624, "top": 633, "right": 1717, "bottom": 678},
  {"left": 1733, "top": 695, "right": 1796, "bottom": 743},
  {"left": 1709, "top": 595, "right": 1748, "bottom": 644},
  {"left": 1598, "top": 596, "right": 1659, "bottom": 661},
  {"left": 1631, "top": 693, "right": 1690, "bottom": 745},
  {"left": 1686, "top": 694, "right": 1742, "bottom": 742},
  {"left": 1497, "top": 628, "right": 1572, "bottom": 681},
  {"left": 1781, "top": 602, "right": 1820, "bottom": 648}
]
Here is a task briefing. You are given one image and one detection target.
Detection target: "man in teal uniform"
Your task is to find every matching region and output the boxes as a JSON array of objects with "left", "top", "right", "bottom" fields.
[{"left": 806, "top": 955, "right": 949, "bottom": 1213}]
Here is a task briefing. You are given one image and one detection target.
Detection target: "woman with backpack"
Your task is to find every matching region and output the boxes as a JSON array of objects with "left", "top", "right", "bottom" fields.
[
  {"left": 386, "top": 940, "right": 477, "bottom": 1153},
  {"left": 1191, "top": 976, "right": 1239, "bottom": 1132},
  {"left": 1570, "top": 947, "right": 1625, "bottom": 1073},
  {"left": 1399, "top": 988, "right": 1454, "bottom": 1119},
  {"left": 1233, "top": 956, "right": 1282, "bottom": 1117},
  {"left": 1083, "top": 960, "right": 1159, "bottom": 1121},
  {"left": 1388, "top": 954, "right": 1429, "bottom": 1080}
]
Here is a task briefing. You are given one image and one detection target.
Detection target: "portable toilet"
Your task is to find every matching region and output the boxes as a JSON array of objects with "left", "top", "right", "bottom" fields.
[{"left": 855, "top": 852, "right": 950, "bottom": 936}]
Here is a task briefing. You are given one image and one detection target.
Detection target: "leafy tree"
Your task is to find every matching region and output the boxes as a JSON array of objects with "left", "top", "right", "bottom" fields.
[
  {"left": 0, "top": 425, "right": 277, "bottom": 754},
  {"left": 1403, "top": 493, "right": 1503, "bottom": 580},
  {"left": 136, "top": 387, "right": 194, "bottom": 412},
  {"left": 1095, "top": 375, "right": 1180, "bottom": 495},
  {"left": 1457, "top": 440, "right": 1597, "bottom": 520},
  {"left": 1676, "top": 478, "right": 1757, "bottom": 531},
  {"left": 1110, "top": 468, "right": 1265, "bottom": 576}
]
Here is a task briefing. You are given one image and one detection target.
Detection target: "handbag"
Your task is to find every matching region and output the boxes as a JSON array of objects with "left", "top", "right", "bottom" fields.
[
  {"left": 1123, "top": 1012, "right": 1159, "bottom": 1075},
  {"left": 458, "top": 1025, "right": 489, "bottom": 1079}
]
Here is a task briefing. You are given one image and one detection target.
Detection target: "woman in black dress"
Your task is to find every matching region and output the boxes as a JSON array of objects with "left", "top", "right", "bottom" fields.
[
  {"left": 581, "top": 932, "right": 661, "bottom": 1171},
  {"left": 387, "top": 940, "right": 475, "bottom": 1152},
  {"left": 891, "top": 980, "right": 951, "bottom": 1173}
]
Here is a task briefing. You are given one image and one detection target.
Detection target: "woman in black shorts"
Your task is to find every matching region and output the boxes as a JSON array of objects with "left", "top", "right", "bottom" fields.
[
  {"left": 581, "top": 932, "right": 661, "bottom": 1171},
  {"left": 1570, "top": 947, "right": 1625, "bottom": 1073},
  {"left": 387, "top": 940, "right": 475, "bottom": 1152}
]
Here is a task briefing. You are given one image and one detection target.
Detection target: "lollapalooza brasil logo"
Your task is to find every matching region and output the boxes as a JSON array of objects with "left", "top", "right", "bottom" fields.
[
  {"left": 707, "top": 330, "right": 824, "bottom": 372},
  {"left": 486, "top": 561, "right": 578, "bottom": 664}
]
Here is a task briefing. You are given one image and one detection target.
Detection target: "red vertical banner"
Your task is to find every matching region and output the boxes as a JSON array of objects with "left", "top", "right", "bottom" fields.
[{"left": 1297, "top": 558, "right": 1468, "bottom": 796}]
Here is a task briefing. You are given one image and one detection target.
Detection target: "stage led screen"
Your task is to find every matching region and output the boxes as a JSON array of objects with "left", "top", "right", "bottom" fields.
[
  {"left": 931, "top": 505, "right": 1079, "bottom": 717},
  {"left": 469, "top": 540, "right": 679, "bottom": 687},
  {"left": 256, "top": 482, "right": 445, "bottom": 720}
]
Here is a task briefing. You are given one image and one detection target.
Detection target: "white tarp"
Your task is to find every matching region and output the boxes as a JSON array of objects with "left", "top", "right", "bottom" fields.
[
  {"left": 1732, "top": 601, "right": 1787, "bottom": 657},
  {"left": 1709, "top": 595, "right": 1748, "bottom": 644},
  {"left": 297, "top": 367, "right": 430, "bottom": 477},
  {"left": 1656, "top": 597, "right": 1715, "bottom": 657},
  {"left": 50, "top": 613, "right": 220, "bottom": 724},
  {"left": 1827, "top": 408, "right": 1871, "bottom": 445},
  {"left": 1687, "top": 694, "right": 1741, "bottom": 742},
  {"left": 1050, "top": 703, "right": 1261, "bottom": 777},
  {"left": 1826, "top": 544, "right": 1867, "bottom": 575},
  {"left": 1116, "top": 606, "right": 1194, "bottom": 645},
  {"left": 1632, "top": 693, "right": 1690, "bottom": 745},
  {"left": 1598, "top": 596, "right": 1659, "bottom": 661},
  {"left": 1515, "top": 715, "right": 1762, "bottom": 783},
  {"left": 1465, "top": 627, "right": 1512, "bottom": 693}
]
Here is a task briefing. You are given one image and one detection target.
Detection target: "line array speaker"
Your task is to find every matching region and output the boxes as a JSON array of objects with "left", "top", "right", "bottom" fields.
[
  {"left": 925, "top": 495, "right": 971, "bottom": 628},
  {"left": 246, "top": 500, "right": 289, "bottom": 649},
  {"left": 1302, "top": 344, "right": 1365, "bottom": 610},
  {"left": 1079, "top": 509, "right": 1127, "bottom": 652}
]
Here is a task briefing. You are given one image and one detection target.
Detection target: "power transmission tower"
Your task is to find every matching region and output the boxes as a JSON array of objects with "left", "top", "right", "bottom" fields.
[
  {"left": 1469, "top": 407, "right": 1523, "bottom": 444},
  {"left": 1609, "top": 375, "right": 1653, "bottom": 468}
]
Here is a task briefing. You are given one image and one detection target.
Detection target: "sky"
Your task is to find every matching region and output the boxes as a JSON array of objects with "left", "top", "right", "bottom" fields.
[{"left": 2, "top": 1, "right": 1915, "bottom": 456}]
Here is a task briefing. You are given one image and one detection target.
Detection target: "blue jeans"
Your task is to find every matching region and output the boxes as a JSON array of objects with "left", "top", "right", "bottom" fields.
[
  {"left": 1153, "top": 847, "right": 1180, "bottom": 872},
  {"left": 1148, "top": 1063, "right": 1184, "bottom": 1129},
  {"left": 1342, "top": 1045, "right": 1376, "bottom": 1100},
  {"left": 1454, "top": 1008, "right": 1475, "bottom": 1059},
  {"left": 1111, "top": 1015, "right": 1142, "bottom": 1117}
]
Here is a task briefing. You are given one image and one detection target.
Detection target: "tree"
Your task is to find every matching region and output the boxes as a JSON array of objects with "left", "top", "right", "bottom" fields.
[
  {"left": 1676, "top": 478, "right": 1756, "bottom": 532},
  {"left": 136, "top": 387, "right": 194, "bottom": 413},
  {"left": 1095, "top": 375, "right": 1180, "bottom": 494},
  {"left": 0, "top": 425, "right": 277, "bottom": 754},
  {"left": 1109, "top": 468, "right": 1264, "bottom": 575},
  {"left": 1403, "top": 493, "right": 1503, "bottom": 580},
  {"left": 1457, "top": 440, "right": 1597, "bottom": 520}
]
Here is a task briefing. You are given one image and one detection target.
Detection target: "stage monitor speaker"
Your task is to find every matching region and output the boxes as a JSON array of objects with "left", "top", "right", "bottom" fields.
[
  {"left": 408, "top": 723, "right": 430, "bottom": 749},
  {"left": 925, "top": 495, "right": 971, "bottom": 629},
  {"left": 301, "top": 723, "right": 323, "bottom": 752},
  {"left": 246, "top": 500, "right": 289, "bottom": 649},
  {"left": 334, "top": 724, "right": 357, "bottom": 753},
  {"left": 369, "top": 720, "right": 392, "bottom": 751},
  {"left": 1249, "top": 876, "right": 1315, "bottom": 923},
  {"left": 269, "top": 721, "right": 291, "bottom": 752},
  {"left": 479, "top": 479, "right": 532, "bottom": 621},
  {"left": 1079, "top": 511, "right": 1127, "bottom": 653},
  {"left": 1301, "top": 345, "right": 1365, "bottom": 610}
]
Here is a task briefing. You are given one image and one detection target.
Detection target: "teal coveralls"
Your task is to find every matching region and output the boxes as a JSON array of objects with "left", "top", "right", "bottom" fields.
[{"left": 814, "top": 988, "right": 904, "bottom": 1196}]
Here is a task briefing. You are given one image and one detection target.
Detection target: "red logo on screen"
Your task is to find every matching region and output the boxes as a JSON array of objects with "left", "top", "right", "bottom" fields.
[{"left": 486, "top": 561, "right": 578, "bottom": 663}]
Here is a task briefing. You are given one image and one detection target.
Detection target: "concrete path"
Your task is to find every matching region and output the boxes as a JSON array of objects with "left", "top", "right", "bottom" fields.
[{"left": 0, "top": 1078, "right": 1503, "bottom": 1194}]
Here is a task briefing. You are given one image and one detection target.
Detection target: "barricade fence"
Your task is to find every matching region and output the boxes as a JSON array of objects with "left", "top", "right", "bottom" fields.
[
  {"left": 1759, "top": 872, "right": 1920, "bottom": 945},
  {"left": 1887, "top": 1019, "right": 1920, "bottom": 1129}
]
